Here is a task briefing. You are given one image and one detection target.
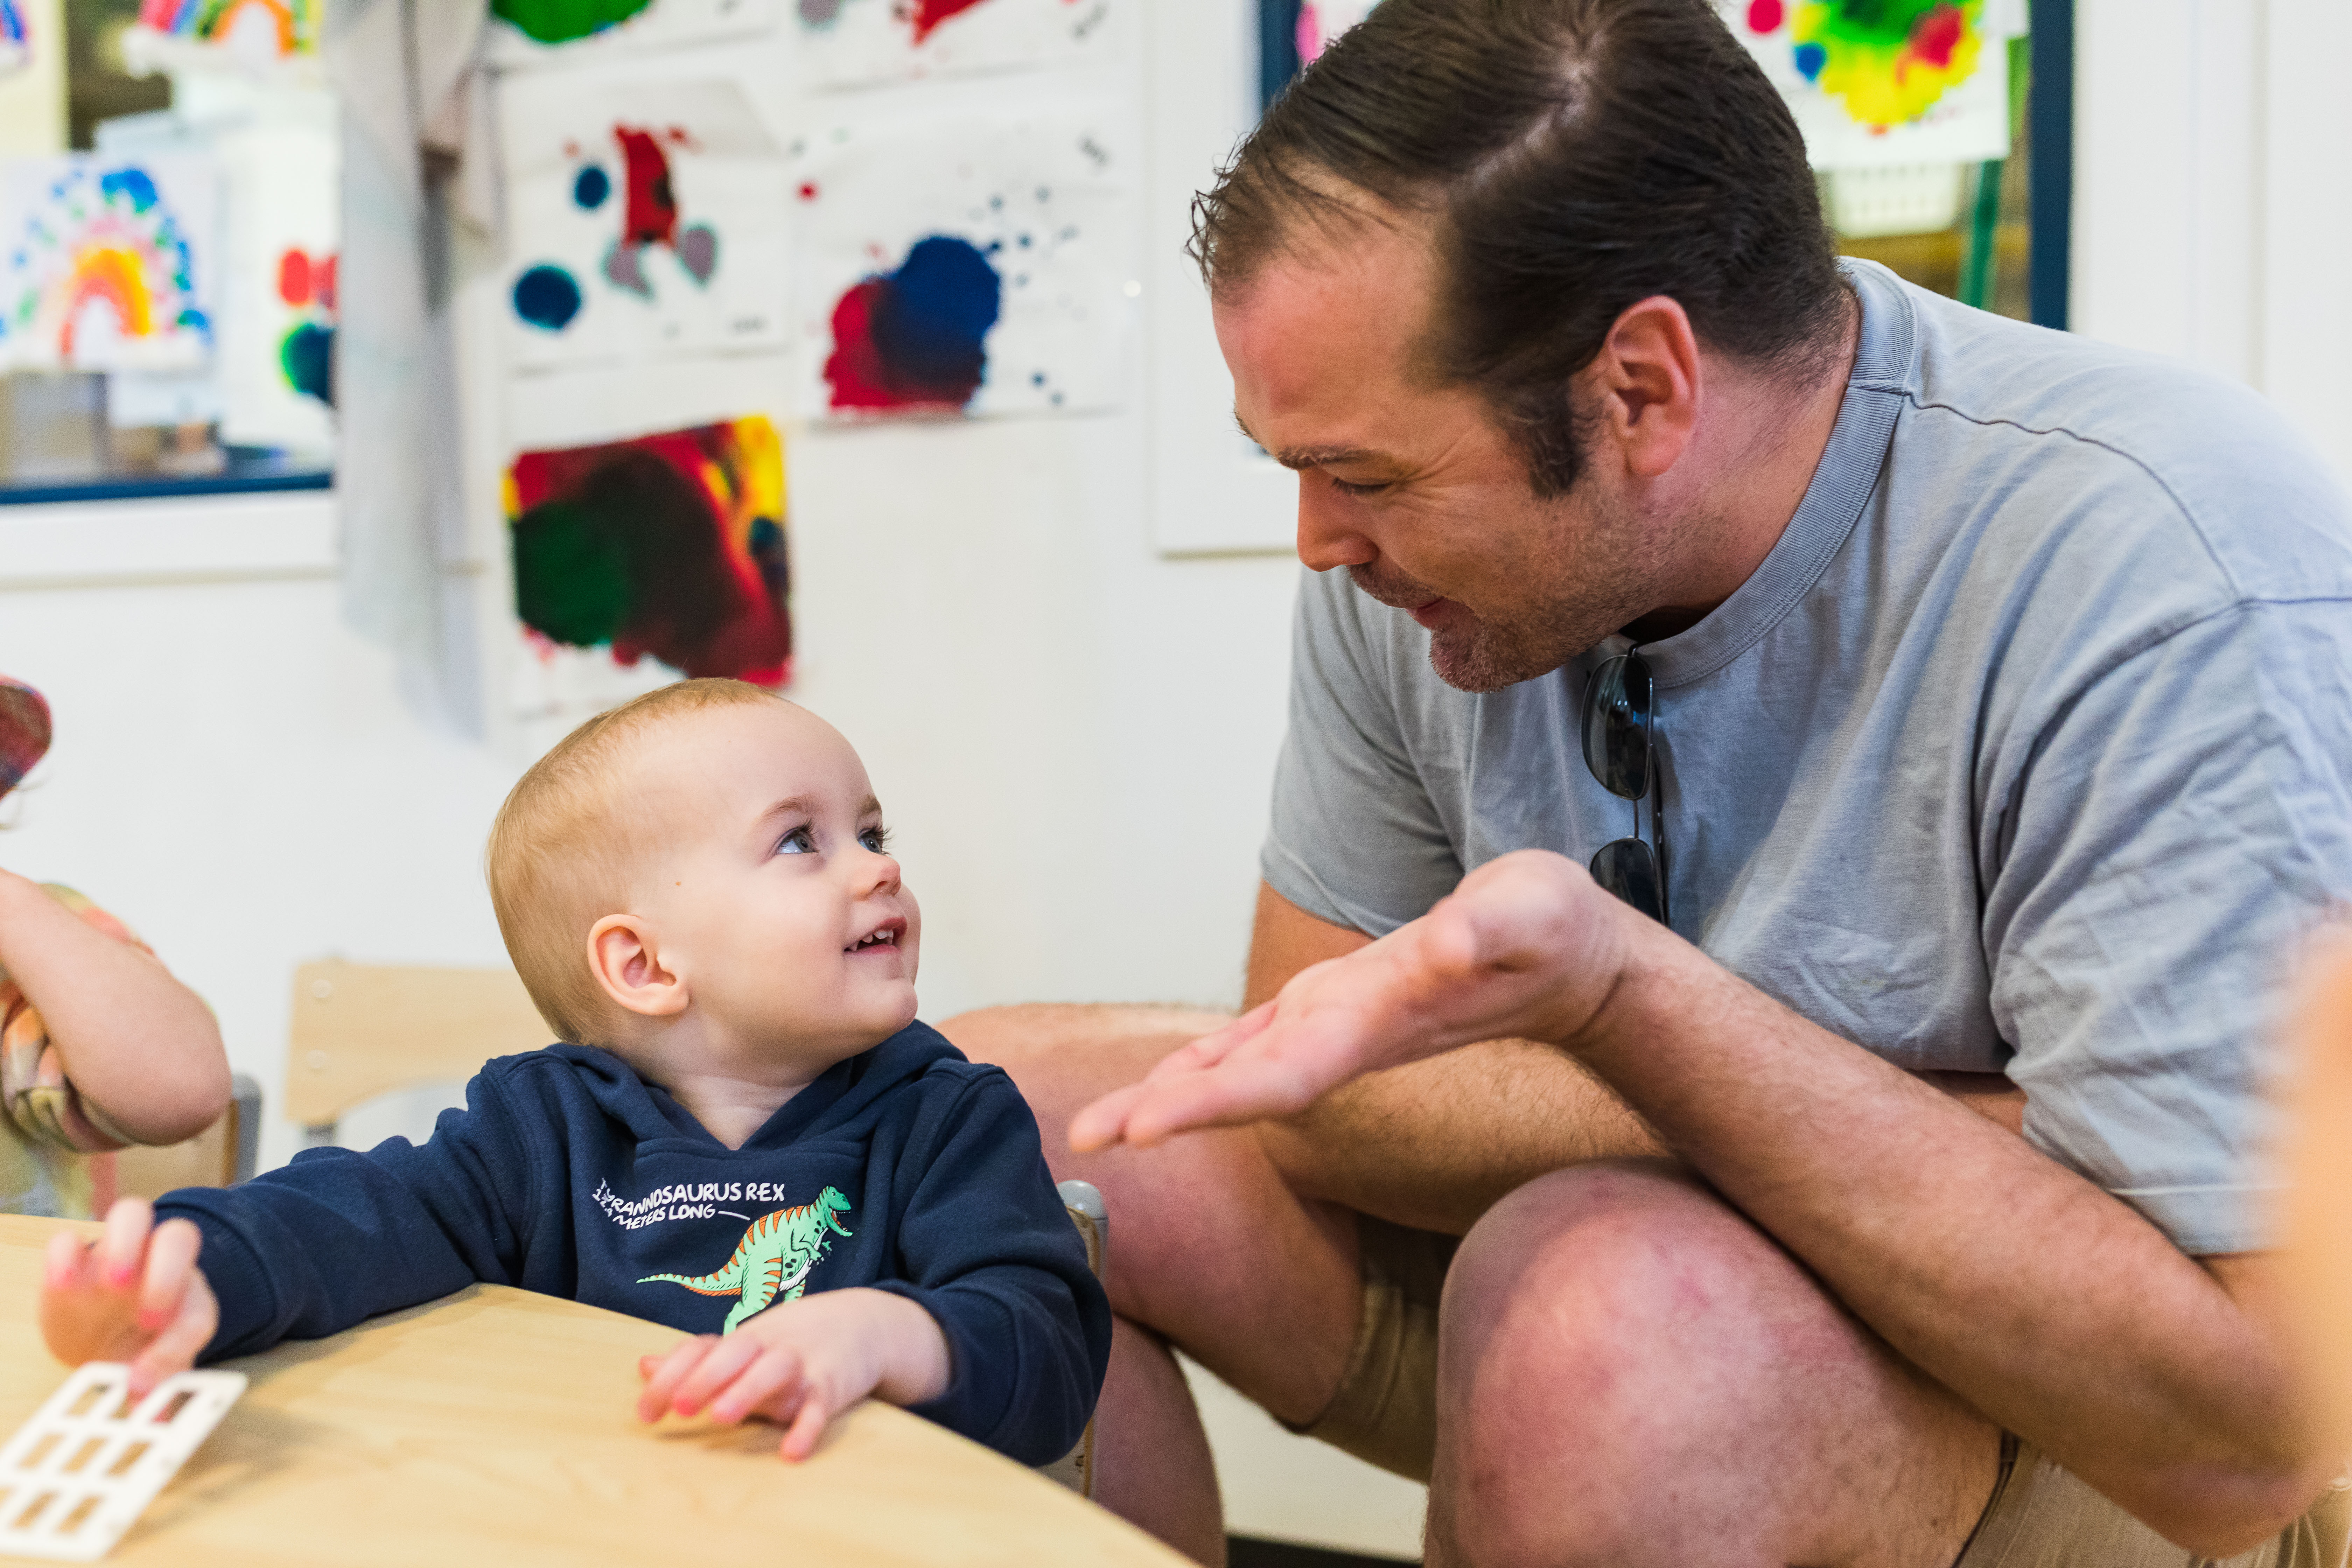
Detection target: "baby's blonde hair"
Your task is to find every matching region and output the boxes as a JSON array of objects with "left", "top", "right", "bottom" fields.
[{"left": 486, "top": 678, "right": 786, "bottom": 1044}]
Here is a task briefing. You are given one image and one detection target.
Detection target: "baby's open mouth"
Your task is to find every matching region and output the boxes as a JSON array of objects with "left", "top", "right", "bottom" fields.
[{"left": 847, "top": 926, "right": 901, "bottom": 953}]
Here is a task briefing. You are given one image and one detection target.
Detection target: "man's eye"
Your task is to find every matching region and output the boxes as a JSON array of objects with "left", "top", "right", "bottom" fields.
[
  {"left": 776, "top": 825, "right": 817, "bottom": 856},
  {"left": 1327, "top": 475, "right": 1388, "bottom": 498},
  {"left": 859, "top": 825, "right": 893, "bottom": 854}
]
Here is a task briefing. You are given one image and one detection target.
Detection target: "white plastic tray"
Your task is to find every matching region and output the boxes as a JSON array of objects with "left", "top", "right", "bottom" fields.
[{"left": 0, "top": 1364, "right": 245, "bottom": 1561}]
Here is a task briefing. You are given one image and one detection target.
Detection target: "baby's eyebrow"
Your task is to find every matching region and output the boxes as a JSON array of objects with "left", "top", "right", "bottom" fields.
[{"left": 754, "top": 793, "right": 883, "bottom": 825}]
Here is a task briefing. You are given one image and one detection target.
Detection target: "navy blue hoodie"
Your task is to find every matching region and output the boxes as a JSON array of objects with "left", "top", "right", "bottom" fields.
[{"left": 155, "top": 1023, "right": 1111, "bottom": 1465}]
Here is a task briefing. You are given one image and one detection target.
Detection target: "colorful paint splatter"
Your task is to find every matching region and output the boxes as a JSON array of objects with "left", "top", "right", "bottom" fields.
[
  {"left": 489, "top": 0, "right": 651, "bottom": 44},
  {"left": 134, "top": 0, "right": 318, "bottom": 56},
  {"left": 0, "top": 0, "right": 29, "bottom": 74},
  {"left": 0, "top": 161, "right": 212, "bottom": 374},
  {"left": 1787, "top": 0, "right": 1984, "bottom": 130},
  {"left": 506, "top": 418, "right": 791, "bottom": 685},
  {"left": 511, "top": 122, "right": 719, "bottom": 335},
  {"left": 275, "top": 246, "right": 334, "bottom": 406},
  {"left": 824, "top": 235, "right": 1003, "bottom": 412}
]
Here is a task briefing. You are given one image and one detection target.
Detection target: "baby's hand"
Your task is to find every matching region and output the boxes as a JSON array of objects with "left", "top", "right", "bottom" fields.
[
  {"left": 38, "top": 1197, "right": 217, "bottom": 1395},
  {"left": 635, "top": 1288, "right": 949, "bottom": 1461}
]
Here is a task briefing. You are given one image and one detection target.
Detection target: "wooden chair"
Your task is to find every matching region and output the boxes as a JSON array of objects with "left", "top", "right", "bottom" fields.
[
  {"left": 112, "top": 1073, "right": 263, "bottom": 1200},
  {"left": 1041, "top": 1178, "right": 1108, "bottom": 1499},
  {"left": 286, "top": 959, "right": 551, "bottom": 1147}
]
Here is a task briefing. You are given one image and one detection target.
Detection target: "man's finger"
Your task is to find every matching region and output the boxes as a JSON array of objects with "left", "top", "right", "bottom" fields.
[
  {"left": 136, "top": 1220, "right": 201, "bottom": 1332},
  {"left": 635, "top": 1337, "right": 716, "bottom": 1424},
  {"left": 1121, "top": 1049, "right": 1330, "bottom": 1147},
  {"left": 708, "top": 1347, "right": 803, "bottom": 1426},
  {"left": 97, "top": 1197, "right": 153, "bottom": 1289},
  {"left": 1067, "top": 1082, "right": 1152, "bottom": 1153}
]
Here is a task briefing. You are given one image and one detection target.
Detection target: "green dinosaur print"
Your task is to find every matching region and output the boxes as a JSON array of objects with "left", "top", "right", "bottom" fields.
[{"left": 637, "top": 1186, "right": 855, "bottom": 1334}]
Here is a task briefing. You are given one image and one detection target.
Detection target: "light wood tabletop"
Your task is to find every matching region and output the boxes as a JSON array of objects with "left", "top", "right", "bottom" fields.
[{"left": 0, "top": 1214, "right": 1185, "bottom": 1566}]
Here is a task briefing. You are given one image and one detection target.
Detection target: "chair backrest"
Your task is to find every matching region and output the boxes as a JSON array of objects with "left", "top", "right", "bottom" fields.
[
  {"left": 112, "top": 1074, "right": 263, "bottom": 1199},
  {"left": 286, "top": 960, "right": 551, "bottom": 1141},
  {"left": 1038, "top": 1180, "right": 1108, "bottom": 1499}
]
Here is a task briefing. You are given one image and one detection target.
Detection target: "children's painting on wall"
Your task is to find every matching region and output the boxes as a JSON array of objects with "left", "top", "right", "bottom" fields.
[
  {"left": 1715, "top": 0, "right": 2024, "bottom": 169},
  {"left": 794, "top": 0, "right": 1115, "bottom": 89},
  {"left": 0, "top": 156, "right": 215, "bottom": 374},
  {"left": 507, "top": 416, "right": 792, "bottom": 688},
  {"left": 125, "top": 0, "right": 321, "bottom": 71},
  {"left": 0, "top": 0, "right": 31, "bottom": 76},
  {"left": 792, "top": 106, "right": 1136, "bottom": 420},
  {"left": 487, "top": 0, "right": 778, "bottom": 69},
  {"left": 499, "top": 76, "right": 789, "bottom": 371}
]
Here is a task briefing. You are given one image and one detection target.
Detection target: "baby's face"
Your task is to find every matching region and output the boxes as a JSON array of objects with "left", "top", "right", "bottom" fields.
[{"left": 624, "top": 701, "right": 920, "bottom": 1061}]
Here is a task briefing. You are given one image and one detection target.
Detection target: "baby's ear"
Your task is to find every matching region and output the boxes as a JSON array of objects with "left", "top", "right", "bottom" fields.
[{"left": 586, "top": 915, "right": 688, "bottom": 1018}]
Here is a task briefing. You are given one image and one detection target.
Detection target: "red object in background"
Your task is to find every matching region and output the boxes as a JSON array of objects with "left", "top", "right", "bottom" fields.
[
  {"left": 615, "top": 127, "right": 681, "bottom": 248},
  {"left": 276, "top": 249, "right": 340, "bottom": 313},
  {"left": 908, "top": 0, "right": 988, "bottom": 42},
  {"left": 1746, "top": 0, "right": 1783, "bottom": 32},
  {"left": 1907, "top": 3, "right": 1965, "bottom": 70}
]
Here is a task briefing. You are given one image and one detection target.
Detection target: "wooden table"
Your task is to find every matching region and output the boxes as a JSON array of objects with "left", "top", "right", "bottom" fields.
[{"left": 0, "top": 1216, "right": 1185, "bottom": 1566}]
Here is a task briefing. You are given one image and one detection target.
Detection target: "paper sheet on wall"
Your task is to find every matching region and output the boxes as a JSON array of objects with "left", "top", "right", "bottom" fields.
[
  {"left": 791, "top": 105, "right": 1136, "bottom": 420},
  {"left": 1715, "top": 0, "right": 2026, "bottom": 171},
  {"left": 485, "top": 0, "right": 779, "bottom": 70},
  {"left": 498, "top": 75, "right": 789, "bottom": 372},
  {"left": 0, "top": 154, "right": 217, "bottom": 373},
  {"left": 795, "top": 0, "right": 1114, "bottom": 89}
]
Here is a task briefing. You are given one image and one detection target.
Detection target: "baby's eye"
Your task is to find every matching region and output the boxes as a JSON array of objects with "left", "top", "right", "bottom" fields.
[
  {"left": 776, "top": 825, "right": 817, "bottom": 856},
  {"left": 859, "top": 825, "right": 892, "bottom": 854}
]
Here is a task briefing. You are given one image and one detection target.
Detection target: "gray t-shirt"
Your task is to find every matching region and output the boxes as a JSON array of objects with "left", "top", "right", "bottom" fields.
[{"left": 1262, "top": 259, "right": 2352, "bottom": 1256}]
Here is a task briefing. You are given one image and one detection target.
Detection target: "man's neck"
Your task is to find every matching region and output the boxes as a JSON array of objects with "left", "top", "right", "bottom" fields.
[{"left": 1620, "top": 290, "right": 1862, "bottom": 645}]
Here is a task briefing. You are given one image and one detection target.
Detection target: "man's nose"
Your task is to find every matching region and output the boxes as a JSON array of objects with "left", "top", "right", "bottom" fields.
[{"left": 1294, "top": 476, "right": 1377, "bottom": 572}]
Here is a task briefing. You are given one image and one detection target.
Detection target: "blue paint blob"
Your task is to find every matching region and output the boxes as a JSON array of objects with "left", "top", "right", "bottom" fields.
[
  {"left": 281, "top": 322, "right": 335, "bottom": 406},
  {"left": 1792, "top": 40, "right": 1826, "bottom": 80},
  {"left": 513, "top": 264, "right": 585, "bottom": 330},
  {"left": 573, "top": 165, "right": 611, "bottom": 209},
  {"left": 870, "top": 234, "right": 1002, "bottom": 392},
  {"left": 99, "top": 169, "right": 159, "bottom": 212}
]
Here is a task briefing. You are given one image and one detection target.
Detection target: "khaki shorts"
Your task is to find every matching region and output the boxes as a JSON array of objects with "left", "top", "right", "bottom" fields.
[{"left": 1290, "top": 1215, "right": 2352, "bottom": 1566}]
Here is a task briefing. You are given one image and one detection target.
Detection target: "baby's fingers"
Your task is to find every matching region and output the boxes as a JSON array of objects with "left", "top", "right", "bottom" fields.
[
  {"left": 43, "top": 1230, "right": 93, "bottom": 1295},
  {"left": 635, "top": 1337, "right": 718, "bottom": 1424},
  {"left": 97, "top": 1197, "right": 154, "bottom": 1290},
  {"left": 127, "top": 1276, "right": 214, "bottom": 1398},
  {"left": 777, "top": 1388, "right": 834, "bottom": 1462},
  {"left": 136, "top": 1220, "right": 201, "bottom": 1332},
  {"left": 708, "top": 1346, "right": 804, "bottom": 1426}
]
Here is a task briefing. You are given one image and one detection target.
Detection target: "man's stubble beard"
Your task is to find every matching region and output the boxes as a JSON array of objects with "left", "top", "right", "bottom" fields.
[{"left": 1349, "top": 482, "right": 1664, "bottom": 695}]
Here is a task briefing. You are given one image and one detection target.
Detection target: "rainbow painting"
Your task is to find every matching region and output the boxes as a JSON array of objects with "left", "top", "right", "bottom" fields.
[
  {"left": 0, "top": 0, "right": 30, "bottom": 76},
  {"left": 133, "top": 0, "right": 318, "bottom": 58},
  {"left": 506, "top": 418, "right": 791, "bottom": 686},
  {"left": 1785, "top": 0, "right": 1984, "bottom": 131},
  {"left": 1718, "top": 0, "right": 2012, "bottom": 170},
  {"left": 0, "top": 159, "right": 215, "bottom": 375}
]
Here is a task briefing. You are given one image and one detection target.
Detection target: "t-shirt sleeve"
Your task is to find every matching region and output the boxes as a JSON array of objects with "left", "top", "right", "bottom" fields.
[
  {"left": 155, "top": 1073, "right": 531, "bottom": 1360},
  {"left": 1261, "top": 566, "right": 1464, "bottom": 937},
  {"left": 1985, "top": 598, "right": 2352, "bottom": 1255},
  {"left": 869, "top": 1069, "right": 1112, "bottom": 1466}
]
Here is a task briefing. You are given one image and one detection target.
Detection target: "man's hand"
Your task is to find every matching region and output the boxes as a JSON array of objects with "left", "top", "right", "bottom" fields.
[
  {"left": 39, "top": 1197, "right": 218, "bottom": 1396},
  {"left": 1071, "top": 851, "right": 1635, "bottom": 1152},
  {"left": 634, "top": 1288, "right": 950, "bottom": 1461}
]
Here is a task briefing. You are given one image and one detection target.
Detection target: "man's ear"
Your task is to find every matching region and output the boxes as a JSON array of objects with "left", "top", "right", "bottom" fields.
[
  {"left": 586, "top": 915, "right": 689, "bottom": 1019},
  {"left": 1587, "top": 294, "right": 1703, "bottom": 481}
]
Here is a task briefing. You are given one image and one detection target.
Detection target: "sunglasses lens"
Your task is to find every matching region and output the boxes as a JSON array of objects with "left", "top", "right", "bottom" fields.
[
  {"left": 1581, "top": 654, "right": 1653, "bottom": 799},
  {"left": 1590, "top": 838, "right": 1664, "bottom": 922}
]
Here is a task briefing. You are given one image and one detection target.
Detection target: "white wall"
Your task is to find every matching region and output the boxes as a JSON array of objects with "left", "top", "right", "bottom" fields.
[{"left": 2073, "top": 0, "right": 2352, "bottom": 482}]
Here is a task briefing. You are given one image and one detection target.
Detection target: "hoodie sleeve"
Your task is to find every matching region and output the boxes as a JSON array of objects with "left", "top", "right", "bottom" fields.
[
  {"left": 154, "top": 1071, "right": 532, "bottom": 1362},
  {"left": 867, "top": 1068, "right": 1113, "bottom": 1465}
]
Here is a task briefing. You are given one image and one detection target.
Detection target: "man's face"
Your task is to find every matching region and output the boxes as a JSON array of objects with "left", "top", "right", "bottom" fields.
[{"left": 1214, "top": 214, "right": 1662, "bottom": 692}]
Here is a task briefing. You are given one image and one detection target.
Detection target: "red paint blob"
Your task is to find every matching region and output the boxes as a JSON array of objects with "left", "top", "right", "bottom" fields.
[
  {"left": 1745, "top": 0, "right": 1782, "bottom": 32},
  {"left": 1908, "top": 3, "right": 1965, "bottom": 70},
  {"left": 277, "top": 248, "right": 311, "bottom": 307},
  {"left": 798, "top": 181, "right": 819, "bottom": 201},
  {"left": 614, "top": 125, "right": 680, "bottom": 247},
  {"left": 909, "top": 0, "right": 988, "bottom": 43},
  {"left": 314, "top": 254, "right": 337, "bottom": 312}
]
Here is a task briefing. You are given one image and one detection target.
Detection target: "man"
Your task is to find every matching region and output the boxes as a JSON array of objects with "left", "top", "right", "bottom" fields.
[{"left": 946, "top": 1, "right": 2352, "bottom": 1562}]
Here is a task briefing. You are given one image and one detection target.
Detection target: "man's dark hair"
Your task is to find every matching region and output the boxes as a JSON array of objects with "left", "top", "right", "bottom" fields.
[{"left": 1192, "top": 0, "right": 1846, "bottom": 495}]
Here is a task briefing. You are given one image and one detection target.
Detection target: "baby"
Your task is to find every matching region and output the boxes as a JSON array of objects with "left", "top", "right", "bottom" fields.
[{"left": 38, "top": 679, "right": 1110, "bottom": 1463}]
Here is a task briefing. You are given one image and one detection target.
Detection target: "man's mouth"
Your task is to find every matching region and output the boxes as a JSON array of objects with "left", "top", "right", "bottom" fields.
[{"left": 847, "top": 919, "right": 906, "bottom": 955}]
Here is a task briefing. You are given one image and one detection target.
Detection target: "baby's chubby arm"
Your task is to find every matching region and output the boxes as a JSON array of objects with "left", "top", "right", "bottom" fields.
[
  {"left": 635, "top": 1290, "right": 948, "bottom": 1460},
  {"left": 37, "top": 1197, "right": 220, "bottom": 1395}
]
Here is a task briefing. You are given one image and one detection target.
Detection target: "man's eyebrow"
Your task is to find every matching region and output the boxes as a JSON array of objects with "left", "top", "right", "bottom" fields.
[{"left": 1232, "top": 410, "right": 1390, "bottom": 472}]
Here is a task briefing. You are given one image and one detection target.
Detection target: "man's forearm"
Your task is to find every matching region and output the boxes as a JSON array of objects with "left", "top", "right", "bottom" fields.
[{"left": 1569, "top": 924, "right": 2327, "bottom": 1553}]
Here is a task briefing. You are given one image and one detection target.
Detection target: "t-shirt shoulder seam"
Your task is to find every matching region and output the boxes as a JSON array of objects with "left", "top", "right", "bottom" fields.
[{"left": 1896, "top": 393, "right": 2247, "bottom": 597}]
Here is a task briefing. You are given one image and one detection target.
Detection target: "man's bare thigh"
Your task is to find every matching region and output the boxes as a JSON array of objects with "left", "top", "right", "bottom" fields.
[{"left": 941, "top": 1003, "right": 1363, "bottom": 1426}]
